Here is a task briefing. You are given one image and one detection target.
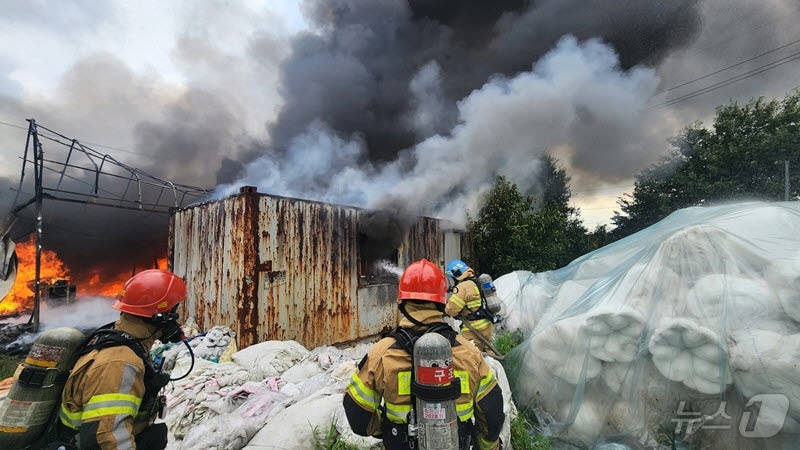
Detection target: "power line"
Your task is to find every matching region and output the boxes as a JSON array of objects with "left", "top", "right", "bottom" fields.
[
  {"left": 648, "top": 50, "right": 800, "bottom": 110},
  {"left": 0, "top": 118, "right": 144, "bottom": 157},
  {"left": 660, "top": 38, "right": 800, "bottom": 93},
  {"left": 0, "top": 119, "right": 28, "bottom": 131}
]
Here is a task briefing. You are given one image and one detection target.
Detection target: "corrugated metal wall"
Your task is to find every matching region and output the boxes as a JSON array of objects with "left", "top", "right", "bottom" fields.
[{"left": 169, "top": 190, "right": 458, "bottom": 349}]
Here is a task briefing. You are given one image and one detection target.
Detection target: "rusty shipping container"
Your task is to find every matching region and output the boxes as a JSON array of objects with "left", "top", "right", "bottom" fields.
[{"left": 168, "top": 187, "right": 463, "bottom": 350}]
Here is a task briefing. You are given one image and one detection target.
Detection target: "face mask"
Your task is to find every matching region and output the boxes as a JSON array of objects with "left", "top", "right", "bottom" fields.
[
  {"left": 151, "top": 312, "right": 184, "bottom": 343},
  {"left": 161, "top": 320, "right": 184, "bottom": 343}
]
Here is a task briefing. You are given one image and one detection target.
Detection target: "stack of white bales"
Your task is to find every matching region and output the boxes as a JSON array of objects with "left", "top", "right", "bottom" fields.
[{"left": 497, "top": 201, "right": 800, "bottom": 449}]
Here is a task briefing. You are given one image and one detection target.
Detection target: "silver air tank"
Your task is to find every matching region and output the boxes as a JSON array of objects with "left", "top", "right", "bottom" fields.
[
  {"left": 413, "top": 332, "right": 459, "bottom": 450},
  {"left": 0, "top": 327, "right": 86, "bottom": 448},
  {"left": 477, "top": 273, "right": 503, "bottom": 315}
]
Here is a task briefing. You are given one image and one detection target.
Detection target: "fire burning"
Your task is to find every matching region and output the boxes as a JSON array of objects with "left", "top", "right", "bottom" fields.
[{"left": 0, "top": 236, "right": 167, "bottom": 316}]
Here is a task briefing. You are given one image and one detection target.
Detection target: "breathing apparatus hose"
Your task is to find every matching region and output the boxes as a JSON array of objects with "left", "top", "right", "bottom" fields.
[
  {"left": 460, "top": 318, "right": 505, "bottom": 361},
  {"left": 167, "top": 339, "right": 195, "bottom": 381}
]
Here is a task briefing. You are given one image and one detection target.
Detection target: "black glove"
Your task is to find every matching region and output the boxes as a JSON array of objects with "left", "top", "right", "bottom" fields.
[{"left": 135, "top": 422, "right": 168, "bottom": 450}]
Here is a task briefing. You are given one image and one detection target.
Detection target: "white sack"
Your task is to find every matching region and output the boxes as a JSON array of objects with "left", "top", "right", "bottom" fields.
[
  {"left": 163, "top": 361, "right": 257, "bottom": 438},
  {"left": 332, "top": 404, "right": 383, "bottom": 449},
  {"left": 244, "top": 392, "right": 343, "bottom": 449},
  {"left": 232, "top": 340, "right": 311, "bottom": 379},
  {"left": 486, "top": 355, "right": 517, "bottom": 447}
]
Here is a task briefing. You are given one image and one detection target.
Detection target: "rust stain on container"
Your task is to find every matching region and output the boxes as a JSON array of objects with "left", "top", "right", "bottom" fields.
[{"left": 169, "top": 191, "right": 461, "bottom": 349}]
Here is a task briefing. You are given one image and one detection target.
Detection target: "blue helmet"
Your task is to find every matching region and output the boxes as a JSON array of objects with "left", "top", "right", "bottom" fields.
[{"left": 445, "top": 259, "right": 470, "bottom": 280}]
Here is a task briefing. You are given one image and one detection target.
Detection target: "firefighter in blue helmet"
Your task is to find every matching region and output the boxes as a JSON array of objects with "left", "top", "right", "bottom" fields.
[
  {"left": 343, "top": 259, "right": 504, "bottom": 449},
  {"left": 445, "top": 259, "right": 495, "bottom": 353}
]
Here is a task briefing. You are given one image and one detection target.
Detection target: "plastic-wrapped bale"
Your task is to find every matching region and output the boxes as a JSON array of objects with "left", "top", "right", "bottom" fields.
[
  {"left": 495, "top": 271, "right": 550, "bottom": 335},
  {"left": 583, "top": 306, "right": 645, "bottom": 363},
  {"left": 503, "top": 202, "right": 800, "bottom": 447},
  {"left": 648, "top": 318, "right": 732, "bottom": 395},
  {"left": 527, "top": 315, "right": 603, "bottom": 385},
  {"left": 686, "top": 274, "right": 777, "bottom": 326},
  {"left": 765, "top": 256, "right": 800, "bottom": 323},
  {"left": 727, "top": 328, "right": 800, "bottom": 432}
]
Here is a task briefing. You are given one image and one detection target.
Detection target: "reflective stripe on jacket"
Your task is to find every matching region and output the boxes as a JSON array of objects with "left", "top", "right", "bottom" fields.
[
  {"left": 343, "top": 305, "right": 501, "bottom": 447},
  {"left": 446, "top": 279, "right": 492, "bottom": 331}
]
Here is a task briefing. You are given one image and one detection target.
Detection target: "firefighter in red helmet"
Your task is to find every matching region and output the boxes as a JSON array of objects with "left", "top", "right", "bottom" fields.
[
  {"left": 343, "top": 259, "right": 505, "bottom": 449},
  {"left": 57, "top": 269, "right": 187, "bottom": 449}
]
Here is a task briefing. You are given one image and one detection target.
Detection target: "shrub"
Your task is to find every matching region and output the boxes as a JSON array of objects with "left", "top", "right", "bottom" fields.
[
  {"left": 511, "top": 410, "right": 552, "bottom": 450},
  {"left": 494, "top": 329, "right": 523, "bottom": 356}
]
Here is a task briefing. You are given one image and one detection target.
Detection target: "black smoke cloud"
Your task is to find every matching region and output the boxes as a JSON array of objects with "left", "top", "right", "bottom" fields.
[
  {"left": 204, "top": 0, "right": 704, "bottom": 258},
  {"left": 215, "top": 0, "right": 704, "bottom": 224},
  {"left": 267, "top": 0, "right": 700, "bottom": 165}
]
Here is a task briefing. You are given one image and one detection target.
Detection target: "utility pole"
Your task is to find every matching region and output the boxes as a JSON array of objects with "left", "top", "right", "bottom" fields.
[
  {"left": 785, "top": 160, "right": 790, "bottom": 201},
  {"left": 31, "top": 120, "right": 43, "bottom": 332}
]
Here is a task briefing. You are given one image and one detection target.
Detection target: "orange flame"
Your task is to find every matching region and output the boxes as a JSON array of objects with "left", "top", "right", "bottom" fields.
[
  {"left": 1, "top": 236, "right": 69, "bottom": 315},
  {"left": 0, "top": 236, "right": 168, "bottom": 316}
]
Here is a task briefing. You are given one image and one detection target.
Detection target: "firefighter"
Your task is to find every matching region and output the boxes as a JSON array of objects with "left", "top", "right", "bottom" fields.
[
  {"left": 445, "top": 259, "right": 495, "bottom": 353},
  {"left": 57, "top": 269, "right": 187, "bottom": 449},
  {"left": 343, "top": 259, "right": 504, "bottom": 449}
]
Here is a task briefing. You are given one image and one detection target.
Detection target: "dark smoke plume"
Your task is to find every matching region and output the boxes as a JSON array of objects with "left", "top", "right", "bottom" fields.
[
  {"left": 267, "top": 0, "right": 700, "bottom": 163},
  {"left": 214, "top": 0, "right": 704, "bottom": 240}
]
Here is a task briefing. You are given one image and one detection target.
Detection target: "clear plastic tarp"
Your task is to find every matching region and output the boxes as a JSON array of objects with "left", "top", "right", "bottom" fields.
[{"left": 498, "top": 201, "right": 800, "bottom": 449}]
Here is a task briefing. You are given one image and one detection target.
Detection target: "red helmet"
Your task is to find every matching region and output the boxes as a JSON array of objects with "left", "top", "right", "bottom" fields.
[
  {"left": 112, "top": 269, "right": 186, "bottom": 318},
  {"left": 397, "top": 258, "right": 447, "bottom": 305}
]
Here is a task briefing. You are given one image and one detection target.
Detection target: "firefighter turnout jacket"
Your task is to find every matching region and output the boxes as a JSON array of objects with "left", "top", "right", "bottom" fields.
[
  {"left": 343, "top": 302, "right": 505, "bottom": 450},
  {"left": 445, "top": 271, "right": 494, "bottom": 352},
  {"left": 59, "top": 313, "right": 165, "bottom": 449}
]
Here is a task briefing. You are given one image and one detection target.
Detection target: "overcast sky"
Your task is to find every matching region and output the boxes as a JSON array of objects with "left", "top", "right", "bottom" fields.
[{"left": 1, "top": 0, "right": 799, "bottom": 278}]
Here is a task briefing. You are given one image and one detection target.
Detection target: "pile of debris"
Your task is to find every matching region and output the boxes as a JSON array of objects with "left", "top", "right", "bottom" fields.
[
  {"left": 158, "top": 321, "right": 516, "bottom": 449},
  {"left": 0, "top": 321, "right": 36, "bottom": 356}
]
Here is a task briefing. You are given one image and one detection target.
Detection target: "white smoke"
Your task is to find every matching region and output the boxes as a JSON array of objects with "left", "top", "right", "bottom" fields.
[
  {"left": 1, "top": 296, "right": 120, "bottom": 354},
  {"left": 374, "top": 259, "right": 404, "bottom": 278},
  {"left": 1, "top": 297, "right": 118, "bottom": 329},
  {"left": 214, "top": 36, "right": 663, "bottom": 228},
  {"left": 36, "top": 297, "right": 120, "bottom": 329}
]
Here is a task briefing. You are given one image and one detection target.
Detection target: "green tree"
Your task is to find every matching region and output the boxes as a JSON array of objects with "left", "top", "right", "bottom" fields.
[
  {"left": 468, "top": 154, "right": 591, "bottom": 275},
  {"left": 612, "top": 90, "right": 800, "bottom": 238},
  {"left": 468, "top": 176, "right": 537, "bottom": 275}
]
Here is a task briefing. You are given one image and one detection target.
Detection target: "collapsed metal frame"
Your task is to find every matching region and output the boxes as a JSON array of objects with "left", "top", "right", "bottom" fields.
[{"left": 11, "top": 119, "right": 210, "bottom": 331}]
